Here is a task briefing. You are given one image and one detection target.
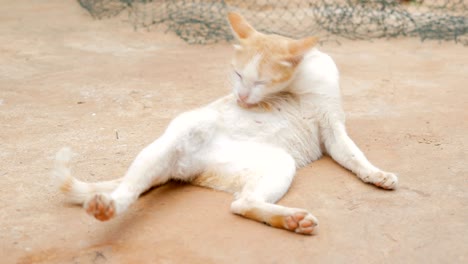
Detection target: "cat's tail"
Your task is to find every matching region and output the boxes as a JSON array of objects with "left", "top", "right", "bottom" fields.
[{"left": 52, "top": 147, "right": 122, "bottom": 205}]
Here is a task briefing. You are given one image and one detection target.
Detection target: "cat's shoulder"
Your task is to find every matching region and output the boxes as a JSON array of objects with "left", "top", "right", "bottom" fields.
[
  {"left": 299, "top": 48, "right": 339, "bottom": 80},
  {"left": 303, "top": 48, "right": 336, "bottom": 66}
]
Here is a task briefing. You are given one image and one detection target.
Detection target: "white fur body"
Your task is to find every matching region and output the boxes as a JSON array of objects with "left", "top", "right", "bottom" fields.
[
  {"left": 53, "top": 47, "right": 397, "bottom": 235},
  {"left": 183, "top": 48, "right": 337, "bottom": 185}
]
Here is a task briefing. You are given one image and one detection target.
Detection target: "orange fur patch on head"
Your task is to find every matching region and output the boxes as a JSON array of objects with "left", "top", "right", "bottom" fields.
[
  {"left": 228, "top": 12, "right": 256, "bottom": 40},
  {"left": 232, "top": 35, "right": 295, "bottom": 85},
  {"left": 288, "top": 36, "right": 319, "bottom": 56},
  {"left": 228, "top": 13, "right": 319, "bottom": 87}
]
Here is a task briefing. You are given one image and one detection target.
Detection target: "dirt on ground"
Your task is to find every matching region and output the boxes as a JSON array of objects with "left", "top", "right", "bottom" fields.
[{"left": 0, "top": 1, "right": 467, "bottom": 263}]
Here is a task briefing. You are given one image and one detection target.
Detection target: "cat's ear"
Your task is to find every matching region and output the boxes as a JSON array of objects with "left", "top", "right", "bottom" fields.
[
  {"left": 280, "top": 36, "right": 319, "bottom": 67},
  {"left": 288, "top": 36, "right": 319, "bottom": 56},
  {"left": 227, "top": 12, "right": 256, "bottom": 40},
  {"left": 279, "top": 56, "right": 303, "bottom": 68}
]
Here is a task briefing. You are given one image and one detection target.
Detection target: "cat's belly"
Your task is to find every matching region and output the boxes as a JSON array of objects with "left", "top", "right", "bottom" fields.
[{"left": 208, "top": 95, "right": 322, "bottom": 167}]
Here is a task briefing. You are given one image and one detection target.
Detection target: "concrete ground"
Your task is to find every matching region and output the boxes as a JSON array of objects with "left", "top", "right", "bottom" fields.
[{"left": 1, "top": 1, "right": 467, "bottom": 263}]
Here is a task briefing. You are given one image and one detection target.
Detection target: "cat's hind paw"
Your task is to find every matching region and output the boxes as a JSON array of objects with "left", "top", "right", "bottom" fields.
[
  {"left": 84, "top": 194, "right": 116, "bottom": 221},
  {"left": 284, "top": 211, "right": 318, "bottom": 235}
]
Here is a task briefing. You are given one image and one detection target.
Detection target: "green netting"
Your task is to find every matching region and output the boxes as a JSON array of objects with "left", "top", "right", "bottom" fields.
[{"left": 78, "top": 0, "right": 468, "bottom": 45}]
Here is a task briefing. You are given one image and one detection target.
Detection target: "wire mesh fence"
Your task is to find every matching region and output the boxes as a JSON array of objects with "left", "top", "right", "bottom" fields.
[{"left": 78, "top": 0, "right": 468, "bottom": 45}]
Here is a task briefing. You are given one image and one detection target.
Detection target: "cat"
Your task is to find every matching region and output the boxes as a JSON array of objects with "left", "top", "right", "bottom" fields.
[{"left": 52, "top": 12, "right": 398, "bottom": 235}]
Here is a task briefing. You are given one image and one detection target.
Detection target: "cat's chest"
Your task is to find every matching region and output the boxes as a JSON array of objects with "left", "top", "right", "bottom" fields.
[
  {"left": 223, "top": 108, "right": 287, "bottom": 135},
  {"left": 211, "top": 96, "right": 317, "bottom": 141},
  {"left": 206, "top": 95, "right": 322, "bottom": 166}
]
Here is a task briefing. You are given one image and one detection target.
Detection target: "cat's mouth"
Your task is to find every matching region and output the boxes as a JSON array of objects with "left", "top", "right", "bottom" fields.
[
  {"left": 236, "top": 99, "right": 257, "bottom": 108},
  {"left": 237, "top": 99, "right": 272, "bottom": 111}
]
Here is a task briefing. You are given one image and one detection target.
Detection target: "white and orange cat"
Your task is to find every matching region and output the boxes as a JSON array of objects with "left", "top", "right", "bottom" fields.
[{"left": 53, "top": 13, "right": 397, "bottom": 235}]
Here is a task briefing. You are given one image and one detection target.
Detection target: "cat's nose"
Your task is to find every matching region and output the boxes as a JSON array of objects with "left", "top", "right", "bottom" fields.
[{"left": 238, "top": 93, "right": 249, "bottom": 102}]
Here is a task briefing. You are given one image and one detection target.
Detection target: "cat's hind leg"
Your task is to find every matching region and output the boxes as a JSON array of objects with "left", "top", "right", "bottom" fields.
[
  {"left": 85, "top": 135, "right": 177, "bottom": 220},
  {"left": 203, "top": 143, "right": 318, "bottom": 235},
  {"left": 322, "top": 122, "right": 398, "bottom": 189},
  {"left": 84, "top": 109, "right": 218, "bottom": 221},
  {"left": 231, "top": 198, "right": 318, "bottom": 235},
  {"left": 83, "top": 135, "right": 174, "bottom": 221}
]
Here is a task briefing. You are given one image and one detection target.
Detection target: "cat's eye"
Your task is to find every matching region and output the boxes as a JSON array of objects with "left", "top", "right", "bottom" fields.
[
  {"left": 254, "top": 80, "right": 267, "bottom": 86},
  {"left": 234, "top": 71, "right": 242, "bottom": 79}
]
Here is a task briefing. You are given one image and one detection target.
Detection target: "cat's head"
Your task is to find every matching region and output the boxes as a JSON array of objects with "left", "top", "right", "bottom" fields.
[{"left": 227, "top": 12, "right": 318, "bottom": 108}]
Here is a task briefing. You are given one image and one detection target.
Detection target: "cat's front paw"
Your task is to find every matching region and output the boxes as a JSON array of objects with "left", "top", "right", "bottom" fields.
[
  {"left": 363, "top": 171, "right": 398, "bottom": 190},
  {"left": 84, "top": 194, "right": 116, "bottom": 221}
]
